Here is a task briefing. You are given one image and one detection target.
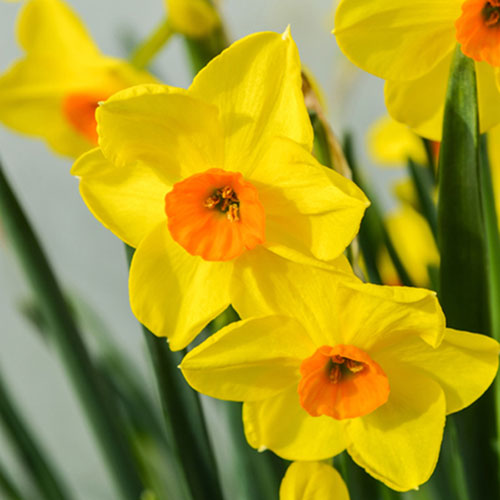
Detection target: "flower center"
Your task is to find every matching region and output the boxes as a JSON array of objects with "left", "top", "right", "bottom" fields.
[
  {"left": 204, "top": 186, "right": 240, "bottom": 221},
  {"left": 298, "top": 345, "right": 390, "bottom": 420},
  {"left": 482, "top": 1, "right": 500, "bottom": 27},
  {"left": 62, "top": 93, "right": 108, "bottom": 144},
  {"left": 165, "top": 168, "right": 266, "bottom": 261},
  {"left": 456, "top": 0, "right": 500, "bottom": 66}
]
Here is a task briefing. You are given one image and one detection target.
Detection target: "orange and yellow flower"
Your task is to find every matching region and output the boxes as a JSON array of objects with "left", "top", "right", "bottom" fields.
[
  {"left": 165, "top": 0, "right": 220, "bottom": 38},
  {"left": 72, "top": 30, "right": 369, "bottom": 350},
  {"left": 0, "top": 0, "right": 156, "bottom": 157},
  {"left": 181, "top": 265, "right": 499, "bottom": 490},
  {"left": 334, "top": 0, "right": 500, "bottom": 140}
]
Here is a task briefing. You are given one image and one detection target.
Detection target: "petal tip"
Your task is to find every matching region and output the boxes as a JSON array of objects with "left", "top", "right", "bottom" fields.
[{"left": 282, "top": 25, "right": 292, "bottom": 41}]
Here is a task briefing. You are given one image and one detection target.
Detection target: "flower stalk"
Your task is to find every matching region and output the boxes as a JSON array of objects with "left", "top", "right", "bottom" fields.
[{"left": 0, "top": 161, "right": 145, "bottom": 500}]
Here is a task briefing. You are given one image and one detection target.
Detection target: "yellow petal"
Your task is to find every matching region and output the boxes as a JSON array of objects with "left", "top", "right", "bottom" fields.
[
  {"left": 280, "top": 462, "right": 350, "bottom": 500},
  {"left": 488, "top": 125, "right": 500, "bottom": 222},
  {"left": 129, "top": 223, "right": 232, "bottom": 350},
  {"left": 232, "top": 249, "right": 359, "bottom": 347},
  {"left": 367, "top": 115, "right": 427, "bottom": 167},
  {"left": 181, "top": 315, "right": 314, "bottom": 401},
  {"left": 477, "top": 61, "right": 500, "bottom": 135},
  {"left": 334, "top": 0, "right": 460, "bottom": 81},
  {"left": 189, "top": 30, "right": 313, "bottom": 172},
  {"left": 18, "top": 0, "right": 99, "bottom": 58},
  {"left": 346, "top": 364, "right": 446, "bottom": 491},
  {"left": 166, "top": 0, "right": 220, "bottom": 38},
  {"left": 386, "top": 57, "right": 500, "bottom": 141},
  {"left": 337, "top": 281, "right": 445, "bottom": 349},
  {"left": 377, "top": 328, "right": 499, "bottom": 414},
  {"left": 72, "top": 148, "right": 170, "bottom": 248},
  {"left": 244, "top": 385, "right": 348, "bottom": 460},
  {"left": 385, "top": 54, "right": 450, "bottom": 141},
  {"left": 97, "top": 84, "right": 224, "bottom": 184},
  {"left": 250, "top": 137, "right": 369, "bottom": 262}
]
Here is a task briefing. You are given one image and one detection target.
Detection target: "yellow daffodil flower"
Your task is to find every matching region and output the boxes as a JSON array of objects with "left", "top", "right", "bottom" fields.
[
  {"left": 280, "top": 461, "right": 350, "bottom": 500},
  {"left": 181, "top": 265, "right": 499, "bottom": 491},
  {"left": 367, "top": 116, "right": 428, "bottom": 167},
  {"left": 72, "top": 30, "right": 369, "bottom": 350},
  {"left": 165, "top": 0, "right": 220, "bottom": 38},
  {"left": 0, "top": 0, "right": 156, "bottom": 157},
  {"left": 378, "top": 205, "right": 439, "bottom": 288},
  {"left": 334, "top": 0, "right": 500, "bottom": 140}
]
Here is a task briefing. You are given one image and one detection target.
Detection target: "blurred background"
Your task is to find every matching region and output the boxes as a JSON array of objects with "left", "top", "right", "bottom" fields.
[{"left": 0, "top": 0, "right": 394, "bottom": 497}]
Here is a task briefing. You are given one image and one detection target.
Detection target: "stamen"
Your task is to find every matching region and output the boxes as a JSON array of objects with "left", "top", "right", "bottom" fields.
[
  {"left": 204, "top": 186, "right": 240, "bottom": 222},
  {"left": 325, "top": 355, "right": 366, "bottom": 384},
  {"left": 483, "top": 2, "right": 500, "bottom": 27}
]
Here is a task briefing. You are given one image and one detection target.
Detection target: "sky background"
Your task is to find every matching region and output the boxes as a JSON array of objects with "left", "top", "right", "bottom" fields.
[{"left": 0, "top": 1, "right": 399, "bottom": 498}]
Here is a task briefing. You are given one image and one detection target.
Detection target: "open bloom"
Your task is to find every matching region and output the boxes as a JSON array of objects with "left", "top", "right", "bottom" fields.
[
  {"left": 72, "top": 30, "right": 369, "bottom": 350},
  {"left": 181, "top": 264, "right": 499, "bottom": 491},
  {"left": 0, "top": 0, "right": 156, "bottom": 157},
  {"left": 280, "top": 462, "right": 350, "bottom": 500},
  {"left": 334, "top": 0, "right": 500, "bottom": 140}
]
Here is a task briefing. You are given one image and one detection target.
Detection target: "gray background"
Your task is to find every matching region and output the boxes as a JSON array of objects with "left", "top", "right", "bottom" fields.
[{"left": 0, "top": 1, "right": 395, "bottom": 498}]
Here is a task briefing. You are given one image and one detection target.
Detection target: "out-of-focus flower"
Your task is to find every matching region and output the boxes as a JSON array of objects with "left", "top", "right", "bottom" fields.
[
  {"left": 378, "top": 205, "right": 439, "bottom": 287},
  {"left": 0, "top": 0, "right": 156, "bottom": 157},
  {"left": 165, "top": 0, "right": 220, "bottom": 38},
  {"left": 72, "top": 30, "right": 369, "bottom": 350},
  {"left": 181, "top": 266, "right": 499, "bottom": 491},
  {"left": 367, "top": 116, "right": 427, "bottom": 167},
  {"left": 334, "top": 0, "right": 500, "bottom": 140},
  {"left": 280, "top": 461, "right": 350, "bottom": 500}
]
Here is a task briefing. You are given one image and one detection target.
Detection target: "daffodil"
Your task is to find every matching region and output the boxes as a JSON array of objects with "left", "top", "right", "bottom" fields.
[
  {"left": 280, "top": 461, "right": 350, "bottom": 500},
  {"left": 165, "top": 0, "right": 220, "bottom": 38},
  {"left": 378, "top": 205, "right": 439, "bottom": 288},
  {"left": 72, "top": 30, "right": 369, "bottom": 350},
  {"left": 181, "top": 265, "right": 499, "bottom": 491},
  {"left": 334, "top": 0, "right": 500, "bottom": 140},
  {"left": 0, "top": 0, "right": 156, "bottom": 157}
]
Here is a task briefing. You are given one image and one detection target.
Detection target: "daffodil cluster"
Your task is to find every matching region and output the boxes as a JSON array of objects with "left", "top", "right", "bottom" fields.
[{"left": 0, "top": 0, "right": 498, "bottom": 497}]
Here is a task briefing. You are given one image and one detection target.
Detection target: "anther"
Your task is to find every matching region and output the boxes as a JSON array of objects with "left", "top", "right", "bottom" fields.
[{"left": 204, "top": 185, "right": 240, "bottom": 222}]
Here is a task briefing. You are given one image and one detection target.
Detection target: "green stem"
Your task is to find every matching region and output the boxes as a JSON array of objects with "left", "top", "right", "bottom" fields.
[
  {"left": 0, "top": 461, "right": 25, "bottom": 500},
  {"left": 0, "top": 372, "right": 67, "bottom": 500},
  {"left": 130, "top": 18, "right": 175, "bottom": 70},
  {"left": 437, "top": 45, "right": 496, "bottom": 500},
  {"left": 125, "top": 245, "right": 223, "bottom": 500},
  {"left": 407, "top": 159, "right": 438, "bottom": 241},
  {"left": 0, "top": 163, "right": 145, "bottom": 500}
]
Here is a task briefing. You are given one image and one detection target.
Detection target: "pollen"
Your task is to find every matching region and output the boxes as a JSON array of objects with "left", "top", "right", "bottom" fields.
[
  {"left": 298, "top": 345, "right": 390, "bottom": 420},
  {"left": 165, "top": 168, "right": 266, "bottom": 261},
  {"left": 204, "top": 186, "right": 240, "bottom": 221},
  {"left": 456, "top": 0, "right": 500, "bottom": 66}
]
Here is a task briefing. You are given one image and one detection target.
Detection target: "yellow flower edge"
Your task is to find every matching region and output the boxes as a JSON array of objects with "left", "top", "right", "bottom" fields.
[{"left": 181, "top": 266, "right": 499, "bottom": 491}]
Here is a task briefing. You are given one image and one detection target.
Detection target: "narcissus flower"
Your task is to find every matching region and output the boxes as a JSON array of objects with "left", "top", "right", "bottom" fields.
[
  {"left": 181, "top": 265, "right": 499, "bottom": 491},
  {"left": 72, "top": 30, "right": 369, "bottom": 350},
  {"left": 280, "top": 462, "right": 350, "bottom": 500},
  {"left": 334, "top": 0, "right": 500, "bottom": 140},
  {"left": 165, "top": 0, "right": 220, "bottom": 38},
  {"left": 0, "top": 0, "right": 156, "bottom": 157}
]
